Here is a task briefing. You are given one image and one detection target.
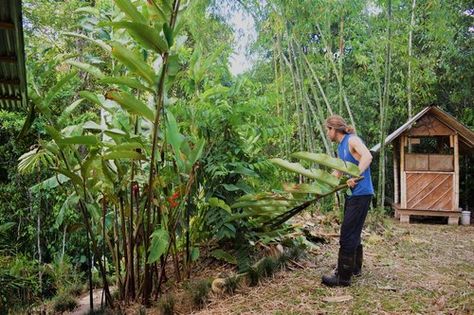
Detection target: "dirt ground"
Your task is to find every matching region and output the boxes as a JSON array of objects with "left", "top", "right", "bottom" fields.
[{"left": 189, "top": 218, "right": 474, "bottom": 315}]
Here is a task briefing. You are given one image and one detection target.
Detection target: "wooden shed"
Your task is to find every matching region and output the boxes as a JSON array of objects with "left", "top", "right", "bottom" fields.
[{"left": 371, "top": 106, "right": 474, "bottom": 225}]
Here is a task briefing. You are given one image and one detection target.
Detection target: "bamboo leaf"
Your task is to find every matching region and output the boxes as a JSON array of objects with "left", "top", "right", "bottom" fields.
[
  {"left": 106, "top": 90, "right": 155, "bottom": 122},
  {"left": 148, "top": 228, "right": 169, "bottom": 263},
  {"left": 291, "top": 152, "right": 360, "bottom": 177},
  {"left": 113, "top": 0, "right": 145, "bottom": 22},
  {"left": 111, "top": 42, "right": 157, "bottom": 85},
  {"left": 109, "top": 21, "right": 168, "bottom": 54},
  {"left": 66, "top": 60, "right": 105, "bottom": 79}
]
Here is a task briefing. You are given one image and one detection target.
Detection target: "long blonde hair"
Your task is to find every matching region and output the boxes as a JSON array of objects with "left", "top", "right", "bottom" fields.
[{"left": 325, "top": 115, "right": 355, "bottom": 134}]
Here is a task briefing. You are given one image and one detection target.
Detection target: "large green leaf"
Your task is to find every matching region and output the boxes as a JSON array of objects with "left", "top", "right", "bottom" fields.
[
  {"left": 63, "top": 32, "right": 111, "bottom": 52},
  {"left": 30, "top": 174, "right": 69, "bottom": 193},
  {"left": 0, "top": 222, "right": 15, "bottom": 235},
  {"left": 109, "top": 21, "right": 168, "bottom": 54},
  {"left": 188, "top": 138, "right": 205, "bottom": 165},
  {"left": 106, "top": 91, "right": 155, "bottom": 122},
  {"left": 78, "top": 91, "right": 104, "bottom": 107},
  {"left": 103, "top": 150, "right": 146, "bottom": 160},
  {"left": 165, "top": 111, "right": 184, "bottom": 156},
  {"left": 107, "top": 142, "right": 144, "bottom": 151},
  {"left": 66, "top": 60, "right": 105, "bottom": 79},
  {"left": 53, "top": 168, "right": 83, "bottom": 187},
  {"left": 210, "top": 249, "right": 237, "bottom": 265},
  {"left": 148, "top": 228, "right": 169, "bottom": 263},
  {"left": 208, "top": 197, "right": 231, "bottom": 213},
  {"left": 111, "top": 42, "right": 157, "bottom": 85},
  {"left": 99, "top": 76, "right": 154, "bottom": 93},
  {"left": 291, "top": 152, "right": 360, "bottom": 177},
  {"left": 270, "top": 158, "right": 339, "bottom": 186},
  {"left": 56, "top": 135, "right": 99, "bottom": 146},
  {"left": 56, "top": 193, "right": 80, "bottom": 227},
  {"left": 114, "top": 0, "right": 146, "bottom": 23},
  {"left": 282, "top": 183, "right": 333, "bottom": 195},
  {"left": 311, "top": 169, "right": 340, "bottom": 187}
]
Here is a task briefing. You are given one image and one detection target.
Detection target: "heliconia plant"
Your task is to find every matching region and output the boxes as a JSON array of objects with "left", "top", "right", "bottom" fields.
[{"left": 18, "top": 0, "right": 205, "bottom": 307}]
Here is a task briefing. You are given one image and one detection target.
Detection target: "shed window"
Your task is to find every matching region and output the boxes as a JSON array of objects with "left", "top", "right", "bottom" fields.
[{"left": 407, "top": 136, "right": 453, "bottom": 155}]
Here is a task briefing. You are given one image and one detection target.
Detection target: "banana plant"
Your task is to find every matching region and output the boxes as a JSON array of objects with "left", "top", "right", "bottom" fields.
[{"left": 230, "top": 152, "right": 361, "bottom": 230}]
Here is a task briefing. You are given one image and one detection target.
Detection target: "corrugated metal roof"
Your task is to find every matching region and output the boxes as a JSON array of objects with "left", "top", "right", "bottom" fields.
[
  {"left": 371, "top": 106, "right": 474, "bottom": 152},
  {"left": 0, "top": 0, "right": 27, "bottom": 111}
]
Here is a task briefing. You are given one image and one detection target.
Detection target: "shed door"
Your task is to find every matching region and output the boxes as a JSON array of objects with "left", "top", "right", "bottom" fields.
[{"left": 406, "top": 172, "right": 454, "bottom": 210}]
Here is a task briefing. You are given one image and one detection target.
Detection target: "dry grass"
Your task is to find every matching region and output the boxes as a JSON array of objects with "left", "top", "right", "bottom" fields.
[
  {"left": 185, "top": 218, "right": 474, "bottom": 315},
  {"left": 118, "top": 213, "right": 473, "bottom": 315}
]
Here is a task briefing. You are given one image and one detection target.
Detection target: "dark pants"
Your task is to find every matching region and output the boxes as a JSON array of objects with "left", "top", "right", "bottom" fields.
[{"left": 339, "top": 195, "right": 372, "bottom": 256}]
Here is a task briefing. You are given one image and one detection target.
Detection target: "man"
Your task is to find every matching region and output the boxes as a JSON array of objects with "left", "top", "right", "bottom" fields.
[{"left": 322, "top": 115, "right": 374, "bottom": 287}]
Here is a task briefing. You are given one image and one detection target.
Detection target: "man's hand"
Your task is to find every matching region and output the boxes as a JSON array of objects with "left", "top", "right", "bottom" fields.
[{"left": 346, "top": 178, "right": 358, "bottom": 188}]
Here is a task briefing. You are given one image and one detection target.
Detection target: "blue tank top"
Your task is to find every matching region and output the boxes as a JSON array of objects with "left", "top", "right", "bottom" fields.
[{"left": 337, "top": 134, "right": 374, "bottom": 197}]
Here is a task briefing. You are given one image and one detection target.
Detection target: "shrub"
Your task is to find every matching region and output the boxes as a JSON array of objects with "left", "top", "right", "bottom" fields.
[
  {"left": 187, "top": 279, "right": 212, "bottom": 308},
  {"left": 52, "top": 293, "right": 77, "bottom": 313}
]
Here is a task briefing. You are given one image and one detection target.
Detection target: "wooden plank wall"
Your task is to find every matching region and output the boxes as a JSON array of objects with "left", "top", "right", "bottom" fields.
[{"left": 406, "top": 172, "right": 454, "bottom": 210}]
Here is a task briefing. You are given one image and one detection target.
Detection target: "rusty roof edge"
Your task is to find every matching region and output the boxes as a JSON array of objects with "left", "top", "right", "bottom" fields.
[{"left": 12, "top": 0, "right": 27, "bottom": 109}]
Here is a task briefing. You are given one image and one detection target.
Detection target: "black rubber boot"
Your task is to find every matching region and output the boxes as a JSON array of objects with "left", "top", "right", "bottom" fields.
[
  {"left": 322, "top": 249, "right": 355, "bottom": 287},
  {"left": 353, "top": 244, "right": 363, "bottom": 276}
]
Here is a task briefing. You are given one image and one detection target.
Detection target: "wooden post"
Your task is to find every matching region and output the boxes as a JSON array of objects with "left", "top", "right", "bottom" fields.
[
  {"left": 393, "top": 142, "right": 399, "bottom": 204},
  {"left": 453, "top": 134, "right": 459, "bottom": 212},
  {"left": 400, "top": 136, "right": 407, "bottom": 208}
]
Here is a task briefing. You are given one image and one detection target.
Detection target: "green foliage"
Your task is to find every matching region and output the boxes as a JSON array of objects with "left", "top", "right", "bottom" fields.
[{"left": 148, "top": 228, "right": 170, "bottom": 264}]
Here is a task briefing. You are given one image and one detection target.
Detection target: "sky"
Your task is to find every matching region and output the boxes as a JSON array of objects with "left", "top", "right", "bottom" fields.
[{"left": 221, "top": 5, "right": 257, "bottom": 75}]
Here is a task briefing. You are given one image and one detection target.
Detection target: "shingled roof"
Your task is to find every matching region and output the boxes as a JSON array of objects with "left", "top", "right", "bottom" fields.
[
  {"left": 0, "top": 0, "right": 27, "bottom": 110},
  {"left": 371, "top": 106, "right": 474, "bottom": 153}
]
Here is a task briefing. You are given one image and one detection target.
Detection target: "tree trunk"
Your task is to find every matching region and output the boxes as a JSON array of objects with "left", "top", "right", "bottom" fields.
[{"left": 377, "top": 0, "right": 393, "bottom": 209}]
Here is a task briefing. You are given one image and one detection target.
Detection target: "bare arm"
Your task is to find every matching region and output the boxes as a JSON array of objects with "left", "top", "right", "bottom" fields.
[
  {"left": 348, "top": 136, "right": 373, "bottom": 175},
  {"left": 344, "top": 137, "right": 373, "bottom": 188}
]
